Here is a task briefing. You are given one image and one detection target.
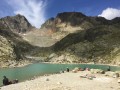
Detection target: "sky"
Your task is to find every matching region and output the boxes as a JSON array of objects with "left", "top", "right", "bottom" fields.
[{"left": 0, "top": 0, "right": 120, "bottom": 28}]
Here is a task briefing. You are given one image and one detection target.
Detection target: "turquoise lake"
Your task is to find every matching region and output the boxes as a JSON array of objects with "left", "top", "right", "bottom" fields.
[{"left": 0, "top": 63, "right": 120, "bottom": 86}]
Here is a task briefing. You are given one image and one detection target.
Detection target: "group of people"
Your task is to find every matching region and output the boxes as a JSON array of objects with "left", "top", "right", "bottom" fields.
[{"left": 3, "top": 76, "right": 18, "bottom": 86}]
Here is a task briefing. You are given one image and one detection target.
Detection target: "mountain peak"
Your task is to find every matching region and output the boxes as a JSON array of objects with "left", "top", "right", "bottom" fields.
[
  {"left": 56, "top": 12, "right": 86, "bottom": 24},
  {"left": 0, "top": 14, "right": 34, "bottom": 33},
  {"left": 41, "top": 12, "right": 87, "bottom": 30},
  {"left": 56, "top": 12, "right": 86, "bottom": 18}
]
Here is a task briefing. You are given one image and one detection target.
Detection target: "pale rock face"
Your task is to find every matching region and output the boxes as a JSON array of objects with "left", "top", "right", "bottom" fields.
[{"left": 49, "top": 53, "right": 57, "bottom": 59}]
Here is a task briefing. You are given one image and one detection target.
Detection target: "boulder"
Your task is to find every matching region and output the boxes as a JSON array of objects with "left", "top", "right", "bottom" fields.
[
  {"left": 105, "top": 71, "right": 115, "bottom": 77},
  {"left": 90, "top": 69, "right": 105, "bottom": 74},
  {"left": 112, "top": 73, "right": 119, "bottom": 78},
  {"left": 115, "top": 71, "right": 120, "bottom": 76},
  {"left": 117, "top": 79, "right": 120, "bottom": 83},
  {"left": 105, "top": 71, "right": 120, "bottom": 78},
  {"left": 57, "top": 82, "right": 62, "bottom": 85},
  {"left": 45, "top": 78, "right": 49, "bottom": 81},
  {"left": 72, "top": 67, "right": 80, "bottom": 73}
]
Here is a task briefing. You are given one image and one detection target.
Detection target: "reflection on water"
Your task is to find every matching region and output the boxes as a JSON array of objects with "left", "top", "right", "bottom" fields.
[{"left": 0, "top": 63, "right": 120, "bottom": 86}]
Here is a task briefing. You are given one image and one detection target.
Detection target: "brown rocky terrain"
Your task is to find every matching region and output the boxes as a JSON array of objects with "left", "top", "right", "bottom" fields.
[
  {"left": 0, "top": 12, "right": 120, "bottom": 67},
  {"left": 0, "top": 14, "right": 36, "bottom": 67},
  {"left": 0, "top": 14, "right": 34, "bottom": 33},
  {"left": 39, "top": 12, "right": 120, "bottom": 65}
]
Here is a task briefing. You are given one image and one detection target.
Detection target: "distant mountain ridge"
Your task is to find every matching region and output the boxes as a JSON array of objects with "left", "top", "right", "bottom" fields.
[
  {"left": 0, "top": 12, "right": 120, "bottom": 67},
  {"left": 41, "top": 12, "right": 120, "bottom": 31}
]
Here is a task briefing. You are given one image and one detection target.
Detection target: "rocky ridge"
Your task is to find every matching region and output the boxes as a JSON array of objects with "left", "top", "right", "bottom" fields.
[
  {"left": 0, "top": 12, "right": 120, "bottom": 67},
  {"left": 40, "top": 12, "right": 120, "bottom": 65},
  {"left": 0, "top": 14, "right": 34, "bottom": 33}
]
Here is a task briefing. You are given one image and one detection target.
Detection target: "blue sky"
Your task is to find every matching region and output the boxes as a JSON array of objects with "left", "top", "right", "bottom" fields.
[{"left": 0, "top": 0, "right": 120, "bottom": 28}]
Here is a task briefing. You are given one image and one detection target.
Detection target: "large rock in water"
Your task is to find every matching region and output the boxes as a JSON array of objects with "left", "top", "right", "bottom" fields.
[{"left": 0, "top": 14, "right": 34, "bottom": 33}]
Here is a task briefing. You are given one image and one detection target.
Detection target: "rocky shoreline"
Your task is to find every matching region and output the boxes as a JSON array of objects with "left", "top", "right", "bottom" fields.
[{"left": 0, "top": 68, "right": 120, "bottom": 90}]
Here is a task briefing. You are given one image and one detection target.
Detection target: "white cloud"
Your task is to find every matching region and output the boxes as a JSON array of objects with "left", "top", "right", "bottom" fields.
[
  {"left": 98, "top": 8, "right": 120, "bottom": 20},
  {"left": 6, "top": 0, "right": 47, "bottom": 28}
]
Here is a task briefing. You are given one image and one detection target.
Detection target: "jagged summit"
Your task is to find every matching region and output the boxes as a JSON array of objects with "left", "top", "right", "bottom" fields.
[
  {"left": 41, "top": 12, "right": 87, "bottom": 29},
  {"left": 41, "top": 11, "right": 120, "bottom": 32},
  {"left": 0, "top": 14, "right": 34, "bottom": 33},
  {"left": 56, "top": 12, "right": 86, "bottom": 23}
]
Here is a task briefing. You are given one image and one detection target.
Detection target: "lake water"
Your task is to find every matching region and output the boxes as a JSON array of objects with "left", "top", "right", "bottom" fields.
[{"left": 0, "top": 63, "right": 120, "bottom": 86}]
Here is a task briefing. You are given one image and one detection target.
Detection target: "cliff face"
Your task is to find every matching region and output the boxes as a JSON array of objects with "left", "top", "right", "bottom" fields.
[
  {"left": 41, "top": 12, "right": 120, "bottom": 32},
  {"left": 40, "top": 12, "right": 120, "bottom": 65},
  {"left": 41, "top": 12, "right": 109, "bottom": 31},
  {"left": 0, "top": 14, "right": 34, "bottom": 33}
]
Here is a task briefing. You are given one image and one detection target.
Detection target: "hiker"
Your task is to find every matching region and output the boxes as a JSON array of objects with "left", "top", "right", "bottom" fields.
[
  {"left": 3, "top": 76, "right": 9, "bottom": 86},
  {"left": 107, "top": 66, "right": 111, "bottom": 71},
  {"left": 66, "top": 67, "right": 69, "bottom": 72}
]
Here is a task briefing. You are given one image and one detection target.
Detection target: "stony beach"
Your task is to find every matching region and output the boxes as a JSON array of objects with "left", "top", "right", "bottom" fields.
[{"left": 0, "top": 70, "right": 120, "bottom": 90}]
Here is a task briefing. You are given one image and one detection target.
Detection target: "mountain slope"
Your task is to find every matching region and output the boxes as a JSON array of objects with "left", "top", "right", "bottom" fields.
[
  {"left": 0, "top": 14, "right": 34, "bottom": 33},
  {"left": 41, "top": 12, "right": 120, "bottom": 65},
  {"left": 0, "top": 14, "right": 37, "bottom": 67},
  {"left": 0, "top": 12, "right": 120, "bottom": 66},
  {"left": 0, "top": 28, "right": 37, "bottom": 67},
  {"left": 50, "top": 25, "right": 120, "bottom": 64}
]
